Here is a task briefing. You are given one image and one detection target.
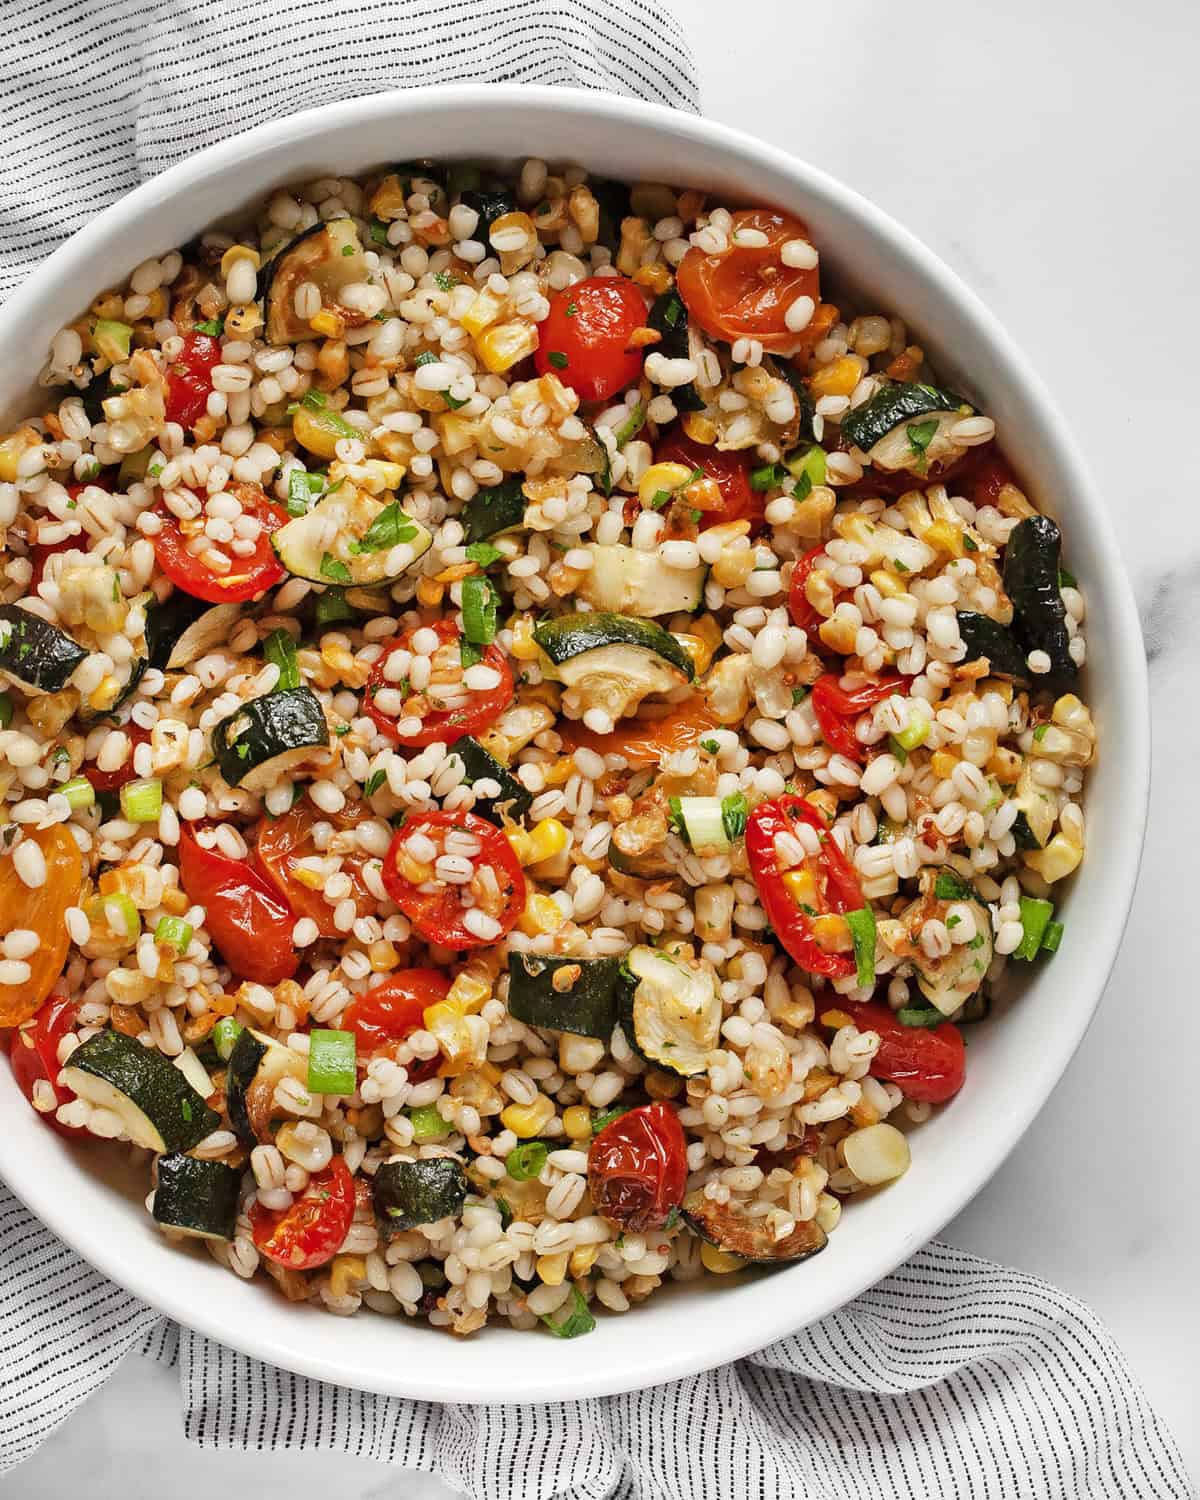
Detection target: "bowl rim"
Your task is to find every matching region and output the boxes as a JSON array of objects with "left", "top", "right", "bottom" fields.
[{"left": 0, "top": 82, "right": 1151, "bottom": 1402}]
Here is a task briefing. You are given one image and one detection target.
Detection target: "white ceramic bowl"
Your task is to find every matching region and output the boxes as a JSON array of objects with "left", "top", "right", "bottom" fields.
[{"left": 0, "top": 85, "right": 1149, "bottom": 1402}]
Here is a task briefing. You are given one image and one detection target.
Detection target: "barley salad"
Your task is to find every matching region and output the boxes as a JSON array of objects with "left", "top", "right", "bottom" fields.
[{"left": 0, "top": 158, "right": 1094, "bottom": 1337}]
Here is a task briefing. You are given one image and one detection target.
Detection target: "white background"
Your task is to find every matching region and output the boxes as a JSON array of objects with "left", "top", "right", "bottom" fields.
[{"left": 8, "top": 0, "right": 1199, "bottom": 1492}]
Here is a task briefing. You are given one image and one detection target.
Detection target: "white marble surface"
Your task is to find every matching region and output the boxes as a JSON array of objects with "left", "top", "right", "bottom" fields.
[{"left": 7, "top": 0, "right": 1199, "bottom": 1493}]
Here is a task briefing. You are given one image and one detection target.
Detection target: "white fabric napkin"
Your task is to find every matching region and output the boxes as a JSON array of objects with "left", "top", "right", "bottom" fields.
[{"left": 0, "top": 3, "right": 1193, "bottom": 1496}]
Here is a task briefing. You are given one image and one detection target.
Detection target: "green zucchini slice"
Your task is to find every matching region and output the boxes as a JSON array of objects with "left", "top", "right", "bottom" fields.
[
  {"left": 60, "top": 1029, "right": 218, "bottom": 1152},
  {"left": 272, "top": 489, "right": 432, "bottom": 587},
  {"left": 578, "top": 545, "right": 705, "bottom": 617},
  {"left": 462, "top": 476, "right": 526, "bottom": 543},
  {"left": 146, "top": 595, "right": 243, "bottom": 671},
  {"left": 152, "top": 1153, "right": 241, "bottom": 1241},
  {"left": 373, "top": 1158, "right": 468, "bottom": 1232},
  {"left": 225, "top": 1026, "right": 306, "bottom": 1146},
  {"left": 647, "top": 289, "right": 689, "bottom": 361},
  {"left": 682, "top": 1188, "right": 828, "bottom": 1264},
  {"left": 534, "top": 612, "right": 694, "bottom": 679},
  {"left": 1002, "top": 516, "right": 1077, "bottom": 680},
  {"left": 262, "top": 219, "right": 368, "bottom": 345},
  {"left": 619, "top": 945, "right": 720, "bottom": 1077},
  {"left": 1010, "top": 760, "right": 1056, "bottom": 850},
  {"left": 211, "top": 687, "right": 329, "bottom": 792},
  {"left": 0, "top": 606, "right": 86, "bottom": 694},
  {"left": 506, "top": 953, "right": 624, "bottom": 1039},
  {"left": 450, "top": 736, "right": 532, "bottom": 823},
  {"left": 840, "top": 381, "right": 971, "bottom": 473},
  {"left": 955, "top": 611, "right": 1029, "bottom": 683}
]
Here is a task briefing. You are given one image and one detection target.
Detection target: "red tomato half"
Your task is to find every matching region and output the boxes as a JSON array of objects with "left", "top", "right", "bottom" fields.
[
  {"left": 152, "top": 483, "right": 287, "bottom": 604},
  {"left": 787, "top": 545, "right": 829, "bottom": 635},
  {"left": 382, "top": 811, "right": 524, "bottom": 949},
  {"left": 249, "top": 1155, "right": 356, "bottom": 1270},
  {"left": 677, "top": 208, "right": 821, "bottom": 351},
  {"left": 811, "top": 675, "right": 907, "bottom": 763},
  {"left": 364, "top": 619, "right": 513, "bottom": 749},
  {"left": 588, "top": 1102, "right": 687, "bottom": 1233},
  {"left": 961, "top": 448, "right": 1017, "bottom": 510},
  {"left": 342, "top": 969, "right": 450, "bottom": 1083},
  {"left": 254, "top": 802, "right": 374, "bottom": 941},
  {"left": 848, "top": 1002, "right": 966, "bottom": 1104},
  {"left": 8, "top": 996, "right": 86, "bottom": 1138},
  {"left": 84, "top": 722, "right": 151, "bottom": 793},
  {"left": 164, "top": 331, "right": 223, "bottom": 431},
  {"left": 654, "top": 429, "right": 762, "bottom": 533},
  {"left": 178, "top": 827, "right": 298, "bottom": 987},
  {"left": 534, "top": 275, "right": 647, "bottom": 401}
]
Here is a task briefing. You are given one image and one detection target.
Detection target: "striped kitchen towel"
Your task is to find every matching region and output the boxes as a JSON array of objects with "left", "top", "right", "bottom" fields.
[{"left": 0, "top": 2, "right": 1193, "bottom": 1497}]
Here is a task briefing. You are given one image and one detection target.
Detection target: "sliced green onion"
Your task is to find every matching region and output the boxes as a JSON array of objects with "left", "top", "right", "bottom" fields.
[
  {"left": 750, "top": 463, "right": 787, "bottom": 492},
  {"left": 93, "top": 318, "right": 133, "bottom": 361},
  {"left": 897, "top": 1005, "right": 943, "bottom": 1028},
  {"left": 460, "top": 638, "right": 484, "bottom": 669},
  {"left": 0, "top": 691, "right": 11, "bottom": 729},
  {"left": 119, "top": 777, "right": 162, "bottom": 823},
  {"left": 90, "top": 891, "right": 140, "bottom": 942},
  {"left": 505, "top": 1140, "right": 549, "bottom": 1181},
  {"left": 461, "top": 574, "right": 498, "bottom": 645},
  {"left": 785, "top": 444, "right": 827, "bottom": 501},
  {"left": 263, "top": 628, "right": 300, "bottom": 690},
  {"left": 845, "top": 906, "right": 877, "bottom": 989},
  {"left": 614, "top": 401, "right": 646, "bottom": 448},
  {"left": 934, "top": 870, "right": 974, "bottom": 903},
  {"left": 1014, "top": 896, "right": 1055, "bottom": 961},
  {"left": 58, "top": 775, "right": 95, "bottom": 810},
  {"left": 154, "top": 915, "right": 193, "bottom": 952},
  {"left": 539, "top": 1284, "right": 596, "bottom": 1339},
  {"left": 892, "top": 716, "right": 929, "bottom": 754},
  {"left": 720, "top": 791, "right": 748, "bottom": 841},
  {"left": 407, "top": 1102, "right": 449, "bottom": 1142},
  {"left": 212, "top": 1016, "right": 244, "bottom": 1062},
  {"left": 590, "top": 1104, "right": 632, "bottom": 1135},
  {"left": 1041, "top": 919, "right": 1064, "bottom": 954},
  {"left": 307, "top": 1028, "right": 357, "bottom": 1094},
  {"left": 494, "top": 1195, "right": 513, "bottom": 1229},
  {"left": 314, "top": 588, "right": 355, "bottom": 628}
]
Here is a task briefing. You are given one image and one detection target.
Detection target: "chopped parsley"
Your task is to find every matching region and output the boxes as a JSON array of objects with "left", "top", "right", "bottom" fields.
[
  {"left": 720, "top": 791, "right": 748, "bottom": 841},
  {"left": 906, "top": 418, "right": 938, "bottom": 460},
  {"left": 1033, "top": 723, "right": 1049, "bottom": 741},
  {"left": 565, "top": 301, "right": 579, "bottom": 318},
  {"left": 792, "top": 686, "right": 810, "bottom": 706},
  {"left": 350, "top": 502, "right": 419, "bottom": 555},
  {"left": 433, "top": 271, "right": 457, "bottom": 291},
  {"left": 319, "top": 553, "right": 352, "bottom": 584},
  {"left": 333, "top": 724, "right": 350, "bottom": 737},
  {"left": 964, "top": 534, "right": 978, "bottom": 552},
  {"left": 413, "top": 351, "right": 438, "bottom": 368},
  {"left": 341, "top": 243, "right": 355, "bottom": 256},
  {"left": 194, "top": 318, "right": 224, "bottom": 336},
  {"left": 363, "top": 769, "right": 387, "bottom": 797},
  {"left": 464, "top": 541, "right": 503, "bottom": 567},
  {"left": 934, "top": 870, "right": 974, "bottom": 903},
  {"left": 460, "top": 639, "right": 484, "bottom": 669},
  {"left": 368, "top": 219, "right": 390, "bottom": 246},
  {"left": 699, "top": 737, "right": 720, "bottom": 754},
  {"left": 547, "top": 351, "right": 569, "bottom": 370}
]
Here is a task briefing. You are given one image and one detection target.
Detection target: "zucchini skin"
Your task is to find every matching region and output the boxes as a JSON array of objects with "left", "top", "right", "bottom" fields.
[
  {"left": 955, "top": 611, "right": 1029, "bottom": 682},
  {"left": 450, "top": 736, "right": 532, "bottom": 823},
  {"left": 840, "top": 381, "right": 964, "bottom": 452},
  {"left": 533, "top": 611, "right": 695, "bottom": 681},
  {"left": 462, "top": 476, "right": 526, "bottom": 543},
  {"left": 153, "top": 1153, "right": 241, "bottom": 1239},
  {"left": 0, "top": 605, "right": 86, "bottom": 692},
  {"left": 682, "top": 1187, "right": 828, "bottom": 1264},
  {"left": 66, "top": 1028, "right": 218, "bottom": 1153},
  {"left": 459, "top": 186, "right": 516, "bottom": 235},
  {"left": 506, "top": 953, "right": 623, "bottom": 1038},
  {"left": 1002, "top": 517, "right": 1077, "bottom": 680},
  {"left": 373, "top": 1158, "right": 467, "bottom": 1232},
  {"left": 145, "top": 592, "right": 208, "bottom": 670},
  {"left": 647, "top": 290, "right": 689, "bottom": 361},
  {"left": 225, "top": 1027, "right": 269, "bottom": 1146},
  {"left": 211, "top": 687, "right": 329, "bottom": 787}
]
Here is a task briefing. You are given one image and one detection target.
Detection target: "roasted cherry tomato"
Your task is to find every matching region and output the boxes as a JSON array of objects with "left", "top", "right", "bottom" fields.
[
  {"left": 254, "top": 802, "right": 374, "bottom": 941},
  {"left": 249, "top": 1155, "right": 356, "bottom": 1270},
  {"left": 382, "top": 810, "right": 524, "bottom": 949},
  {"left": 341, "top": 969, "right": 450, "bottom": 1084},
  {"left": 961, "top": 448, "right": 1018, "bottom": 510},
  {"left": 364, "top": 619, "right": 513, "bottom": 749},
  {"left": 847, "top": 1001, "right": 966, "bottom": 1103},
  {"left": 588, "top": 1101, "right": 687, "bottom": 1233},
  {"left": 653, "top": 429, "right": 762, "bottom": 533},
  {"left": 0, "top": 826, "right": 83, "bottom": 1028},
  {"left": 677, "top": 208, "right": 821, "bottom": 352},
  {"left": 164, "top": 330, "right": 223, "bottom": 431},
  {"left": 151, "top": 482, "right": 287, "bottom": 604},
  {"left": 534, "top": 275, "right": 647, "bottom": 401},
  {"left": 178, "top": 826, "right": 298, "bottom": 987},
  {"left": 8, "top": 995, "right": 86, "bottom": 1138},
  {"left": 786, "top": 544, "right": 830, "bottom": 635},
  {"left": 28, "top": 536, "right": 80, "bottom": 592},
  {"left": 558, "top": 695, "right": 717, "bottom": 770},
  {"left": 84, "top": 722, "right": 151, "bottom": 793},
  {"left": 811, "top": 674, "right": 906, "bottom": 763},
  {"left": 746, "top": 794, "right": 863, "bottom": 979}
]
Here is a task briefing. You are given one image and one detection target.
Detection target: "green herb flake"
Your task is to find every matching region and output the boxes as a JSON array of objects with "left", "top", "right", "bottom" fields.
[
  {"left": 369, "top": 219, "right": 389, "bottom": 246},
  {"left": 720, "top": 791, "right": 748, "bottom": 842},
  {"left": 363, "top": 769, "right": 387, "bottom": 797},
  {"left": 460, "top": 639, "right": 484, "bottom": 669},
  {"left": 667, "top": 795, "right": 686, "bottom": 838},
  {"left": 1033, "top": 724, "right": 1049, "bottom": 741},
  {"left": 793, "top": 471, "right": 813, "bottom": 503},
  {"left": 341, "top": 244, "right": 355, "bottom": 256},
  {"left": 547, "top": 351, "right": 569, "bottom": 370},
  {"left": 648, "top": 489, "right": 672, "bottom": 511},
  {"left": 662, "top": 295, "right": 683, "bottom": 328},
  {"left": 845, "top": 906, "right": 877, "bottom": 989},
  {"left": 964, "top": 535, "right": 978, "bottom": 552},
  {"left": 194, "top": 318, "right": 224, "bottom": 336},
  {"left": 413, "top": 351, "right": 438, "bottom": 368},
  {"left": 433, "top": 271, "right": 456, "bottom": 291},
  {"left": 465, "top": 541, "right": 503, "bottom": 567},
  {"left": 897, "top": 1006, "right": 943, "bottom": 1028},
  {"left": 565, "top": 302, "right": 579, "bottom": 318},
  {"left": 792, "top": 687, "right": 810, "bottom": 706},
  {"left": 319, "top": 553, "right": 352, "bottom": 584},
  {"left": 934, "top": 870, "right": 974, "bottom": 903},
  {"left": 350, "top": 502, "right": 420, "bottom": 556},
  {"left": 700, "top": 738, "right": 720, "bottom": 754}
]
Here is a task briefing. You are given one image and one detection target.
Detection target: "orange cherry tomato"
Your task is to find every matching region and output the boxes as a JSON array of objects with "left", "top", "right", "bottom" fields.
[
  {"left": 254, "top": 802, "right": 374, "bottom": 941},
  {"left": 534, "top": 275, "right": 647, "bottom": 401},
  {"left": 249, "top": 1155, "right": 356, "bottom": 1270},
  {"left": 653, "top": 429, "right": 762, "bottom": 534},
  {"left": 558, "top": 696, "right": 717, "bottom": 770},
  {"left": 8, "top": 995, "right": 86, "bottom": 1137},
  {"left": 0, "top": 825, "right": 82, "bottom": 1028},
  {"left": 341, "top": 969, "right": 450, "bottom": 1083},
  {"left": 676, "top": 208, "right": 821, "bottom": 352},
  {"left": 152, "top": 483, "right": 287, "bottom": 604}
]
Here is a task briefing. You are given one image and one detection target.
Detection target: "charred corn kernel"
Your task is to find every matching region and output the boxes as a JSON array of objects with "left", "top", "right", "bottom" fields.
[
  {"left": 424, "top": 1000, "right": 480, "bottom": 1076},
  {"left": 509, "top": 616, "right": 540, "bottom": 661},
  {"left": 644, "top": 1070, "right": 682, "bottom": 1100},
  {"left": 160, "top": 885, "right": 190, "bottom": 917},
  {"left": 850, "top": 1096, "right": 882, "bottom": 1128},
  {"left": 309, "top": 308, "right": 344, "bottom": 339},
  {"left": 501, "top": 1094, "right": 555, "bottom": 1139},
  {"left": 446, "top": 969, "right": 491, "bottom": 1013},
  {"left": 673, "top": 632, "right": 715, "bottom": 675},
  {"left": 820, "top": 1008, "right": 855, "bottom": 1030},
  {"left": 105, "top": 968, "right": 156, "bottom": 1005},
  {"left": 1024, "top": 831, "right": 1083, "bottom": 884},
  {"left": 637, "top": 461, "right": 693, "bottom": 508},
  {"left": 632, "top": 262, "right": 673, "bottom": 295},
  {"left": 518, "top": 893, "right": 565, "bottom": 937},
  {"left": 542, "top": 758, "right": 574, "bottom": 787},
  {"left": 460, "top": 287, "right": 507, "bottom": 336},
  {"left": 89, "top": 676, "right": 123, "bottom": 713},
  {"left": 367, "top": 940, "right": 400, "bottom": 972},
  {"left": 782, "top": 869, "right": 818, "bottom": 907},
  {"left": 225, "top": 302, "right": 262, "bottom": 337},
  {"left": 924, "top": 519, "right": 963, "bottom": 558},
  {"left": 475, "top": 321, "right": 538, "bottom": 373},
  {"left": 505, "top": 828, "right": 533, "bottom": 864},
  {"left": 563, "top": 1105, "right": 592, "bottom": 1141},
  {"left": 931, "top": 750, "right": 958, "bottom": 779},
  {"left": 219, "top": 244, "right": 261, "bottom": 278},
  {"left": 395, "top": 848, "right": 435, "bottom": 885},
  {"left": 818, "top": 615, "right": 858, "bottom": 655},
  {"left": 368, "top": 173, "right": 408, "bottom": 221},
  {"left": 329, "top": 1254, "right": 367, "bottom": 1299},
  {"left": 416, "top": 576, "right": 444, "bottom": 607},
  {"left": 987, "top": 746, "right": 1022, "bottom": 784},
  {"left": 435, "top": 411, "right": 477, "bottom": 455},
  {"left": 329, "top": 457, "right": 405, "bottom": 494},
  {"left": 803, "top": 1067, "right": 838, "bottom": 1102},
  {"left": 711, "top": 547, "right": 756, "bottom": 589},
  {"left": 682, "top": 412, "right": 718, "bottom": 444},
  {"left": 569, "top": 1244, "right": 600, "bottom": 1278},
  {"left": 536, "top": 1252, "right": 569, "bottom": 1287},
  {"left": 527, "top": 818, "right": 568, "bottom": 863},
  {"left": 809, "top": 356, "right": 861, "bottom": 399},
  {"left": 812, "top": 913, "right": 851, "bottom": 951},
  {"left": 870, "top": 569, "right": 905, "bottom": 599},
  {"left": 700, "top": 1242, "right": 746, "bottom": 1275}
]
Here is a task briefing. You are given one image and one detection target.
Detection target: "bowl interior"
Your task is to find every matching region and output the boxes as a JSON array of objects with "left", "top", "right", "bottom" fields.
[{"left": 0, "top": 86, "right": 1149, "bottom": 1402}]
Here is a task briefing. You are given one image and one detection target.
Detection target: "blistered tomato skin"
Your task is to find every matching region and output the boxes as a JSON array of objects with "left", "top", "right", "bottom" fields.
[
  {"left": 382, "top": 811, "right": 525, "bottom": 949},
  {"left": 178, "top": 827, "right": 298, "bottom": 987},
  {"left": 534, "top": 276, "right": 647, "bottom": 401},
  {"left": 653, "top": 429, "right": 762, "bottom": 534},
  {"left": 341, "top": 969, "right": 450, "bottom": 1083},
  {"left": 151, "top": 483, "right": 287, "bottom": 604},
  {"left": 849, "top": 1002, "right": 966, "bottom": 1104},
  {"left": 676, "top": 208, "right": 821, "bottom": 351},
  {"left": 9, "top": 996, "right": 86, "bottom": 1138},
  {"left": 588, "top": 1101, "right": 687, "bottom": 1232},
  {"left": 364, "top": 620, "right": 513, "bottom": 749},
  {"left": 249, "top": 1156, "right": 356, "bottom": 1270}
]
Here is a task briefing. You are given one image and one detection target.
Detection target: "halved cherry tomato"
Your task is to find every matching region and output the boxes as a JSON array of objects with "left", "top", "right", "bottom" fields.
[
  {"left": 787, "top": 544, "right": 830, "bottom": 634},
  {"left": 341, "top": 969, "right": 450, "bottom": 1084},
  {"left": 254, "top": 802, "right": 374, "bottom": 941},
  {"left": 364, "top": 619, "right": 513, "bottom": 749},
  {"left": 164, "top": 331, "right": 223, "bottom": 431},
  {"left": 249, "top": 1155, "right": 356, "bottom": 1270},
  {"left": 745, "top": 794, "right": 863, "bottom": 979},
  {"left": 29, "top": 537, "right": 80, "bottom": 592},
  {"left": 961, "top": 448, "right": 1017, "bottom": 510},
  {"left": 0, "top": 826, "right": 83, "bottom": 1028},
  {"left": 558, "top": 695, "right": 717, "bottom": 770},
  {"left": 847, "top": 1001, "right": 966, "bottom": 1104},
  {"left": 382, "top": 811, "right": 524, "bottom": 949},
  {"left": 811, "top": 674, "right": 906, "bottom": 763},
  {"left": 677, "top": 208, "right": 821, "bottom": 352},
  {"left": 588, "top": 1101, "right": 687, "bottom": 1232},
  {"left": 85, "top": 722, "right": 151, "bottom": 793},
  {"left": 653, "top": 429, "right": 762, "bottom": 533},
  {"left": 152, "top": 482, "right": 287, "bottom": 604},
  {"left": 178, "top": 826, "right": 298, "bottom": 987},
  {"left": 8, "top": 995, "right": 86, "bottom": 1138},
  {"left": 534, "top": 275, "right": 647, "bottom": 402}
]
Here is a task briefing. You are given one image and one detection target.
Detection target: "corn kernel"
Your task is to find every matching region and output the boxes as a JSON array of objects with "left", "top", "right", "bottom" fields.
[
  {"left": 569, "top": 1244, "right": 600, "bottom": 1277},
  {"left": 446, "top": 969, "right": 491, "bottom": 1013},
  {"left": 475, "top": 321, "right": 539, "bottom": 374},
  {"left": 329, "top": 1253, "right": 367, "bottom": 1299},
  {"left": 563, "top": 1105, "right": 592, "bottom": 1141},
  {"left": 930, "top": 750, "right": 958, "bottom": 779},
  {"left": 527, "top": 817, "right": 569, "bottom": 864},
  {"left": 637, "top": 462, "right": 694, "bottom": 509},
  {"left": 509, "top": 616, "right": 541, "bottom": 661},
  {"left": 460, "top": 287, "right": 507, "bottom": 337},
  {"left": 423, "top": 999, "right": 480, "bottom": 1076},
  {"left": 811, "top": 913, "right": 851, "bottom": 951},
  {"left": 309, "top": 309, "right": 344, "bottom": 339},
  {"left": 699, "top": 1241, "right": 746, "bottom": 1275},
  {"left": 367, "top": 940, "right": 400, "bottom": 972},
  {"left": 924, "top": 519, "right": 963, "bottom": 558},
  {"left": 219, "top": 244, "right": 261, "bottom": 278},
  {"left": 820, "top": 1008, "right": 855, "bottom": 1030},
  {"left": 803, "top": 1067, "right": 838, "bottom": 1101},
  {"left": 1024, "top": 832, "right": 1083, "bottom": 884},
  {"left": 416, "top": 576, "right": 444, "bottom": 607},
  {"left": 782, "top": 868, "right": 818, "bottom": 907},
  {"left": 368, "top": 174, "right": 407, "bottom": 222},
  {"left": 225, "top": 302, "right": 262, "bottom": 337},
  {"left": 542, "top": 757, "right": 575, "bottom": 787},
  {"left": 682, "top": 412, "right": 717, "bottom": 445},
  {"left": 505, "top": 828, "right": 533, "bottom": 864},
  {"left": 518, "top": 892, "right": 565, "bottom": 936},
  {"left": 535, "top": 1252, "right": 569, "bottom": 1288},
  {"left": 809, "top": 355, "right": 861, "bottom": 399},
  {"left": 478, "top": 1061, "right": 503, "bottom": 1086},
  {"left": 160, "top": 886, "right": 190, "bottom": 917},
  {"left": 435, "top": 411, "right": 477, "bottom": 455},
  {"left": 501, "top": 1094, "right": 555, "bottom": 1139}
]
